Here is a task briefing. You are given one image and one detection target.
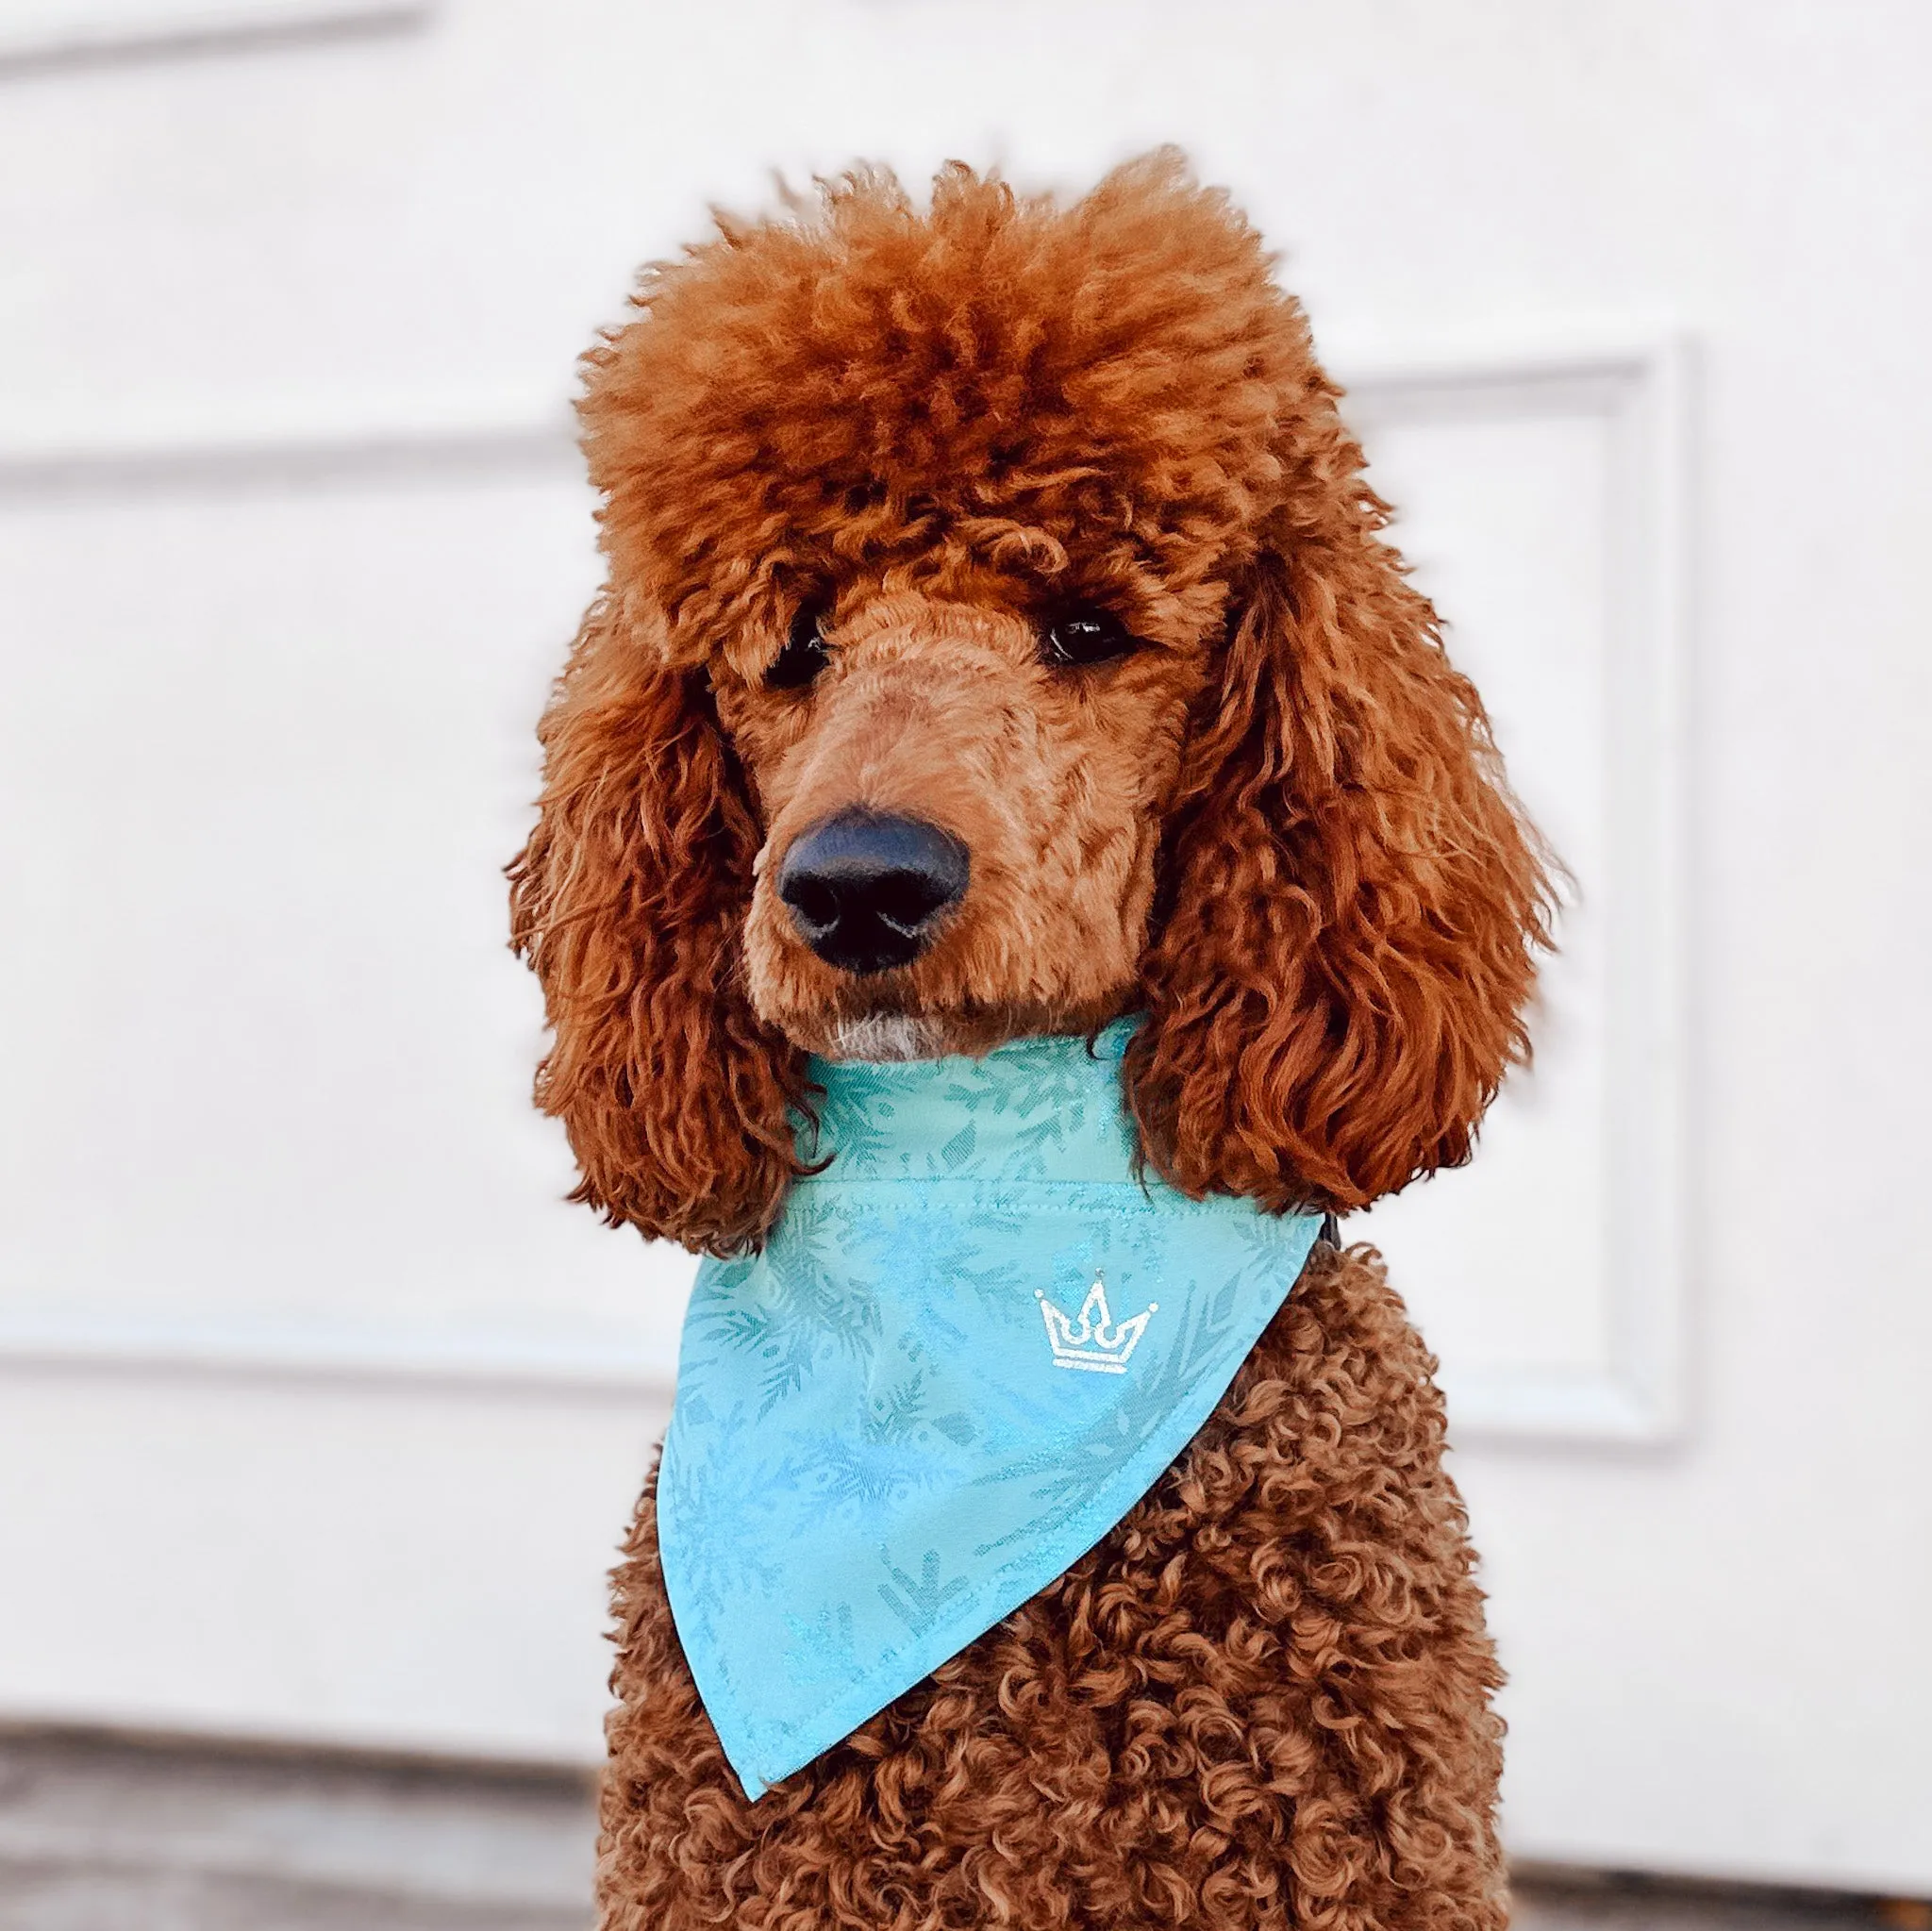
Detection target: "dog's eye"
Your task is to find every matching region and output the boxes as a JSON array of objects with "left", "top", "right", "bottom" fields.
[
  {"left": 1041, "top": 608, "right": 1140, "bottom": 669},
  {"left": 767, "top": 606, "right": 832, "bottom": 691}
]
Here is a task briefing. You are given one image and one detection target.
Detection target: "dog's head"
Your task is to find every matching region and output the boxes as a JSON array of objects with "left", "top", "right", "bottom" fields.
[{"left": 510, "top": 154, "right": 1553, "bottom": 1255}]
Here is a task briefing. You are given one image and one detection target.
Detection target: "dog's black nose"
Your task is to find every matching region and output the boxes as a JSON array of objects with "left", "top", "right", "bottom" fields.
[{"left": 777, "top": 808, "right": 969, "bottom": 975}]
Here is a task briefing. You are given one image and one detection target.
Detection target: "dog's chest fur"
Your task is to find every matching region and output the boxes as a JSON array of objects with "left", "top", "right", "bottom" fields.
[{"left": 597, "top": 1243, "right": 1507, "bottom": 1931}]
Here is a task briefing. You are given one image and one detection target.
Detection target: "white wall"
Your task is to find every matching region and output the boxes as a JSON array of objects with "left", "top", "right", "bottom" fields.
[{"left": 2, "top": 0, "right": 1928, "bottom": 1893}]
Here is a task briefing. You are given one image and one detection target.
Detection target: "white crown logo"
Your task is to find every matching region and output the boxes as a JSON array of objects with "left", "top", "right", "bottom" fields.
[{"left": 1036, "top": 1272, "right": 1158, "bottom": 1374}]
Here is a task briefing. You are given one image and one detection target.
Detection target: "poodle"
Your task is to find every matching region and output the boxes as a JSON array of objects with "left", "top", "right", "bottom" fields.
[{"left": 509, "top": 151, "right": 1552, "bottom": 1931}]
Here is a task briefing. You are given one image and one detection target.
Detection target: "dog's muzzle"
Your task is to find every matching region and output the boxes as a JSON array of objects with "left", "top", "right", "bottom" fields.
[{"left": 777, "top": 807, "right": 969, "bottom": 974}]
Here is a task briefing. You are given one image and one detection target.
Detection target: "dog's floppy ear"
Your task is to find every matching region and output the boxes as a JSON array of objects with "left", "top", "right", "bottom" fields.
[
  {"left": 1125, "top": 489, "right": 1555, "bottom": 1214},
  {"left": 508, "top": 594, "right": 805, "bottom": 1255}
]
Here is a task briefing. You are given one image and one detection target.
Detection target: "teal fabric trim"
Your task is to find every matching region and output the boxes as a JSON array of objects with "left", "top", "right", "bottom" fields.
[{"left": 657, "top": 1019, "right": 1323, "bottom": 1801}]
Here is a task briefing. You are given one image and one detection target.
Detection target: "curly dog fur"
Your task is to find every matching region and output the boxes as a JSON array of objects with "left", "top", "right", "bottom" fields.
[
  {"left": 511, "top": 151, "right": 1551, "bottom": 1929},
  {"left": 601, "top": 1251, "right": 1505, "bottom": 1931}
]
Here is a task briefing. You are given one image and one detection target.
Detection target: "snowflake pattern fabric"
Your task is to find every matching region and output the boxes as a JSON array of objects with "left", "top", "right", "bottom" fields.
[{"left": 657, "top": 1019, "right": 1324, "bottom": 1799}]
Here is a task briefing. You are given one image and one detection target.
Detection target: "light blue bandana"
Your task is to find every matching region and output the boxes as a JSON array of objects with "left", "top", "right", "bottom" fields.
[{"left": 658, "top": 1020, "right": 1324, "bottom": 1800}]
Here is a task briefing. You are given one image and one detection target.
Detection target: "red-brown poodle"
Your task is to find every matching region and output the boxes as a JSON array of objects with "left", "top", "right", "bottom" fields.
[{"left": 510, "top": 151, "right": 1552, "bottom": 1931}]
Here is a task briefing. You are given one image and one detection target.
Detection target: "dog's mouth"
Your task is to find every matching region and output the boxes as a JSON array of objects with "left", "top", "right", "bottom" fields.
[{"left": 824, "top": 1009, "right": 956, "bottom": 1063}]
